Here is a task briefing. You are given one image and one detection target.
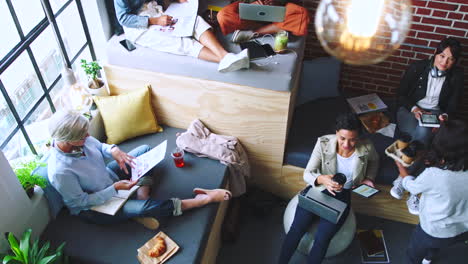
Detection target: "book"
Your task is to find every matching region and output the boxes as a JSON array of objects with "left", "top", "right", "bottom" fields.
[
  {"left": 347, "top": 93, "right": 387, "bottom": 115},
  {"left": 417, "top": 114, "right": 440, "bottom": 128},
  {"left": 357, "top": 229, "right": 390, "bottom": 263},
  {"left": 91, "top": 185, "right": 140, "bottom": 215},
  {"left": 91, "top": 140, "right": 167, "bottom": 215}
]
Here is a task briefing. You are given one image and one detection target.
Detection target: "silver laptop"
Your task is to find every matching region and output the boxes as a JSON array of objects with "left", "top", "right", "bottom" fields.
[{"left": 239, "top": 3, "right": 286, "bottom": 22}]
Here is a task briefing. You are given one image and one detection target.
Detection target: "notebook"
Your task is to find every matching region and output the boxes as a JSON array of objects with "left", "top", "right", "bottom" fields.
[{"left": 239, "top": 3, "right": 286, "bottom": 22}]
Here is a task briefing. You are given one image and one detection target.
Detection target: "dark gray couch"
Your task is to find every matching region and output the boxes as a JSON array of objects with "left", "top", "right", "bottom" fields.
[{"left": 40, "top": 126, "right": 228, "bottom": 264}]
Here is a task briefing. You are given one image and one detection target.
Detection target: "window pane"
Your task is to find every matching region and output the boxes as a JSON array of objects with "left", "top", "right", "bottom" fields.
[
  {"left": 1, "top": 52, "right": 44, "bottom": 120},
  {"left": 11, "top": 0, "right": 45, "bottom": 37},
  {"left": 31, "top": 26, "right": 64, "bottom": 88},
  {"left": 2, "top": 131, "right": 33, "bottom": 161},
  {"left": 0, "top": 97, "right": 17, "bottom": 144},
  {"left": 56, "top": 2, "right": 86, "bottom": 60},
  {"left": 24, "top": 99, "right": 53, "bottom": 157},
  {"left": 50, "top": 0, "right": 70, "bottom": 14},
  {"left": 0, "top": 1, "right": 21, "bottom": 60}
]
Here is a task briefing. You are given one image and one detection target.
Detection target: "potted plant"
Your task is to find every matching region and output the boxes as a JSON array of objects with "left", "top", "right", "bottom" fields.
[
  {"left": 12, "top": 158, "right": 47, "bottom": 198},
  {"left": 80, "top": 59, "right": 106, "bottom": 96},
  {"left": 2, "top": 228, "right": 68, "bottom": 264}
]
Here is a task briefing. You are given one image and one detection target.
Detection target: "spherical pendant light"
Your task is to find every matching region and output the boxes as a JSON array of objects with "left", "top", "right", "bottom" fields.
[{"left": 315, "top": 0, "right": 413, "bottom": 65}]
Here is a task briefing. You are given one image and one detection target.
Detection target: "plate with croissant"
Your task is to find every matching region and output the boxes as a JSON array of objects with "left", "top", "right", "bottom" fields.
[{"left": 137, "top": 231, "right": 179, "bottom": 264}]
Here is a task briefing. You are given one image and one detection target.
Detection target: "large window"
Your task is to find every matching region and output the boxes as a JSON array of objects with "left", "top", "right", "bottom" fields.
[{"left": 0, "top": 0, "right": 96, "bottom": 161}]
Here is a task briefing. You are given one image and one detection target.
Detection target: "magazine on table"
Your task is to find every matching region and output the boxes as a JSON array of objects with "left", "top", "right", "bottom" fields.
[
  {"left": 347, "top": 93, "right": 388, "bottom": 115},
  {"left": 91, "top": 140, "right": 167, "bottom": 215}
]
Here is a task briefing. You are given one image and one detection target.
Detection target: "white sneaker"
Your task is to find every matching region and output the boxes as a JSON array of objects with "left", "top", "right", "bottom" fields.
[
  {"left": 231, "top": 30, "right": 259, "bottom": 43},
  {"left": 218, "top": 49, "right": 250, "bottom": 73},
  {"left": 422, "top": 258, "right": 432, "bottom": 264},
  {"left": 407, "top": 194, "right": 420, "bottom": 215},
  {"left": 390, "top": 176, "right": 405, "bottom": 200}
]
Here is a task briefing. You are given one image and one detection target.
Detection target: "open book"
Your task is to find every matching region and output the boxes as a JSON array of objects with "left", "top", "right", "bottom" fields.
[{"left": 91, "top": 140, "right": 168, "bottom": 215}]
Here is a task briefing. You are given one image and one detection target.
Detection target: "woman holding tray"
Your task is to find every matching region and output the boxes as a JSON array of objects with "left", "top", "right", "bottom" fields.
[
  {"left": 395, "top": 119, "right": 468, "bottom": 264},
  {"left": 47, "top": 110, "right": 231, "bottom": 230},
  {"left": 278, "top": 113, "right": 379, "bottom": 264}
]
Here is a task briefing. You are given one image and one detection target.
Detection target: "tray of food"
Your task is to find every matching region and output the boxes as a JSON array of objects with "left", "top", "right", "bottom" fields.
[
  {"left": 384, "top": 134, "right": 416, "bottom": 167},
  {"left": 137, "top": 231, "right": 179, "bottom": 264}
]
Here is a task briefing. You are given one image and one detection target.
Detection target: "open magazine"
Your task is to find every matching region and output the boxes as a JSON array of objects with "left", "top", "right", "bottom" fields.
[
  {"left": 91, "top": 140, "right": 168, "bottom": 215},
  {"left": 148, "top": 0, "right": 198, "bottom": 37},
  {"left": 347, "top": 93, "right": 387, "bottom": 115}
]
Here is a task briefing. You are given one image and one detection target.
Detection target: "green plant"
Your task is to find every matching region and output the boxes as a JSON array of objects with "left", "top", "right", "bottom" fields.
[
  {"left": 2, "top": 229, "right": 67, "bottom": 264},
  {"left": 80, "top": 59, "right": 102, "bottom": 88},
  {"left": 13, "top": 158, "right": 47, "bottom": 197}
]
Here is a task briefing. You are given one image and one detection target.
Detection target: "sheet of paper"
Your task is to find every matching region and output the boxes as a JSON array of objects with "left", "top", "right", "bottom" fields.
[
  {"left": 164, "top": 0, "right": 198, "bottom": 37},
  {"left": 131, "top": 140, "right": 167, "bottom": 181},
  {"left": 376, "top": 123, "right": 396, "bottom": 138},
  {"left": 346, "top": 93, "right": 387, "bottom": 115}
]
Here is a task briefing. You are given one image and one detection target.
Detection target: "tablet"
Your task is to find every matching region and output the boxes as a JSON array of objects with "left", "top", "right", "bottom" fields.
[
  {"left": 353, "top": 184, "right": 379, "bottom": 198},
  {"left": 418, "top": 113, "right": 440, "bottom": 127}
]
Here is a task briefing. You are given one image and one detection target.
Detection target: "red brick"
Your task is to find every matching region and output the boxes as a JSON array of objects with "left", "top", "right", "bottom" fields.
[
  {"left": 390, "top": 63, "right": 410, "bottom": 71},
  {"left": 433, "top": 10, "right": 448, "bottom": 18},
  {"left": 405, "top": 37, "right": 429, "bottom": 46},
  {"left": 435, "top": 27, "right": 466, "bottom": 37},
  {"left": 416, "top": 53, "right": 430, "bottom": 59},
  {"left": 417, "top": 32, "right": 444, "bottom": 40},
  {"left": 461, "top": 5, "right": 468, "bottom": 12},
  {"left": 416, "top": 8, "right": 431, "bottom": 15},
  {"left": 445, "top": 0, "right": 468, "bottom": 4},
  {"left": 401, "top": 51, "right": 414, "bottom": 58},
  {"left": 447, "top": 12, "right": 463, "bottom": 20},
  {"left": 413, "top": 16, "right": 422, "bottom": 23},
  {"left": 413, "top": 0, "right": 428, "bottom": 7},
  {"left": 421, "top": 17, "right": 452, "bottom": 26},
  {"left": 411, "top": 24, "right": 435, "bottom": 32},
  {"left": 429, "top": 41, "right": 440, "bottom": 48},
  {"left": 412, "top": 46, "right": 435, "bottom": 54},
  {"left": 427, "top": 1, "right": 459, "bottom": 11},
  {"left": 454, "top": 21, "right": 468, "bottom": 29}
]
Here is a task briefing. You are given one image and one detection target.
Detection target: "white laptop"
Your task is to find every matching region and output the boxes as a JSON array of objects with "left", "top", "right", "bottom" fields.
[{"left": 239, "top": 3, "right": 286, "bottom": 22}]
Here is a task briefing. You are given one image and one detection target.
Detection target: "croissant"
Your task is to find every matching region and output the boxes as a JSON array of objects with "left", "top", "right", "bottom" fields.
[{"left": 148, "top": 237, "right": 167, "bottom": 258}]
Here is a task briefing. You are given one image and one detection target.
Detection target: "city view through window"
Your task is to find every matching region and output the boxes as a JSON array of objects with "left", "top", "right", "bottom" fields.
[{"left": 0, "top": 0, "right": 95, "bottom": 162}]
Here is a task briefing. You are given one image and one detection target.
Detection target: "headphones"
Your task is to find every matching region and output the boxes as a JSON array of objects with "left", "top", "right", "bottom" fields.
[{"left": 430, "top": 66, "right": 447, "bottom": 78}]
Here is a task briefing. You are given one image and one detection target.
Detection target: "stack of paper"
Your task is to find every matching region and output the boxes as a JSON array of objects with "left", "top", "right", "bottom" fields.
[{"left": 357, "top": 229, "right": 390, "bottom": 263}]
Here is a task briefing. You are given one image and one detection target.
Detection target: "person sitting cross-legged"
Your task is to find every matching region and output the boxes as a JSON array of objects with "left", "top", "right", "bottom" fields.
[
  {"left": 217, "top": 0, "right": 310, "bottom": 43},
  {"left": 47, "top": 110, "right": 231, "bottom": 230}
]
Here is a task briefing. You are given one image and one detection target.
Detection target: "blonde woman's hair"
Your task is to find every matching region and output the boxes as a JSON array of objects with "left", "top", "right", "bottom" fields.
[{"left": 48, "top": 110, "right": 89, "bottom": 142}]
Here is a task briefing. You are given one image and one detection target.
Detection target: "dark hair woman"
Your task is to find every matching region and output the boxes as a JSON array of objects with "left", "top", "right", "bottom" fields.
[
  {"left": 278, "top": 113, "right": 379, "bottom": 263},
  {"left": 395, "top": 119, "right": 468, "bottom": 264}
]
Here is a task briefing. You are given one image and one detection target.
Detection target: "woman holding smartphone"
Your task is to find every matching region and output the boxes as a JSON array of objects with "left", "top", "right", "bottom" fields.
[
  {"left": 395, "top": 119, "right": 468, "bottom": 264},
  {"left": 278, "top": 113, "right": 379, "bottom": 264}
]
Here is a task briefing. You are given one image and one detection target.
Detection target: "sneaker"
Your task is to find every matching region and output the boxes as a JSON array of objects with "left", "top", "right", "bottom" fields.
[
  {"left": 390, "top": 176, "right": 405, "bottom": 200},
  {"left": 422, "top": 258, "right": 432, "bottom": 264},
  {"left": 218, "top": 49, "right": 250, "bottom": 73},
  {"left": 133, "top": 217, "right": 159, "bottom": 230},
  {"left": 407, "top": 194, "right": 420, "bottom": 215},
  {"left": 231, "top": 30, "right": 259, "bottom": 43}
]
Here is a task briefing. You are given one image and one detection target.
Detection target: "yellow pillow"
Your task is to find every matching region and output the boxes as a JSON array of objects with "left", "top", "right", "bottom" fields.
[{"left": 93, "top": 86, "right": 163, "bottom": 144}]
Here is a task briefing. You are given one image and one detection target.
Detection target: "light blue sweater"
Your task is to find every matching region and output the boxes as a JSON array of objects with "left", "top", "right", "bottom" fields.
[
  {"left": 48, "top": 137, "right": 118, "bottom": 215},
  {"left": 402, "top": 167, "right": 468, "bottom": 238}
]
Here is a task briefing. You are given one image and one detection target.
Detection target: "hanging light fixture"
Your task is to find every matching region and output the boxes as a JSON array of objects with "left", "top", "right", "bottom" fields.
[{"left": 315, "top": 0, "right": 412, "bottom": 65}]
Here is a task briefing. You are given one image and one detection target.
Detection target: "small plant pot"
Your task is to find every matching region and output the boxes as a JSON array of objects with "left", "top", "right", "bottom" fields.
[
  {"left": 87, "top": 78, "right": 108, "bottom": 96},
  {"left": 26, "top": 188, "right": 34, "bottom": 198}
]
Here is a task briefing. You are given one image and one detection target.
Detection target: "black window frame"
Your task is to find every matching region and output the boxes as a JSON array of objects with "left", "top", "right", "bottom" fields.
[{"left": 0, "top": 0, "right": 96, "bottom": 156}]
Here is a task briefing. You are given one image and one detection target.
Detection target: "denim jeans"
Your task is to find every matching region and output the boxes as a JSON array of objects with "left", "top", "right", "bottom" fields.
[
  {"left": 396, "top": 107, "right": 441, "bottom": 148},
  {"left": 78, "top": 145, "right": 180, "bottom": 225},
  {"left": 406, "top": 224, "right": 468, "bottom": 264},
  {"left": 278, "top": 189, "right": 351, "bottom": 264}
]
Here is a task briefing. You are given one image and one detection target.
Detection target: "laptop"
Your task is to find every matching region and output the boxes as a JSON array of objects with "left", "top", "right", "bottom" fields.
[
  {"left": 298, "top": 187, "right": 347, "bottom": 224},
  {"left": 239, "top": 3, "right": 286, "bottom": 22}
]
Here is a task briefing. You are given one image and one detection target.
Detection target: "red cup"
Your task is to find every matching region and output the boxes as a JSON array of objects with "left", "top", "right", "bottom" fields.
[{"left": 171, "top": 147, "right": 185, "bottom": 168}]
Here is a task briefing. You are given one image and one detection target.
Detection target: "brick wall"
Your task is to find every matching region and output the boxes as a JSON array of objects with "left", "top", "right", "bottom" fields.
[{"left": 303, "top": 0, "right": 468, "bottom": 119}]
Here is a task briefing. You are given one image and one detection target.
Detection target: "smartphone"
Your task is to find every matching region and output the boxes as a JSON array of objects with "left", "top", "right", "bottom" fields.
[
  {"left": 120, "top": 39, "right": 136, "bottom": 52},
  {"left": 352, "top": 184, "right": 379, "bottom": 198}
]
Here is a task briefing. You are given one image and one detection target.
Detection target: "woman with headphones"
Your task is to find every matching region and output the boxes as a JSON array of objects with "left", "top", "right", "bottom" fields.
[{"left": 396, "top": 37, "right": 464, "bottom": 148}]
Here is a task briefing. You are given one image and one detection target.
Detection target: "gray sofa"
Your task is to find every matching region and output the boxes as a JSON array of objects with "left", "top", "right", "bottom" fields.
[{"left": 40, "top": 126, "right": 228, "bottom": 264}]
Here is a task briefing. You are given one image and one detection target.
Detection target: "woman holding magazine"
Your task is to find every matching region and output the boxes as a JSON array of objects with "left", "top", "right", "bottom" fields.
[
  {"left": 47, "top": 110, "right": 230, "bottom": 229},
  {"left": 278, "top": 113, "right": 379, "bottom": 264}
]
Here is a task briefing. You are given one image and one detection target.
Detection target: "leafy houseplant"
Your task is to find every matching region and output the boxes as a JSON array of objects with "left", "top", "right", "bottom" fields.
[
  {"left": 80, "top": 59, "right": 103, "bottom": 89},
  {"left": 13, "top": 158, "right": 47, "bottom": 198},
  {"left": 2, "top": 229, "right": 68, "bottom": 264}
]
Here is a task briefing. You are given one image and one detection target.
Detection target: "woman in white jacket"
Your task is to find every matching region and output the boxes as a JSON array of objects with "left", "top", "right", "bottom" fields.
[
  {"left": 395, "top": 119, "right": 468, "bottom": 264},
  {"left": 278, "top": 113, "right": 379, "bottom": 263}
]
